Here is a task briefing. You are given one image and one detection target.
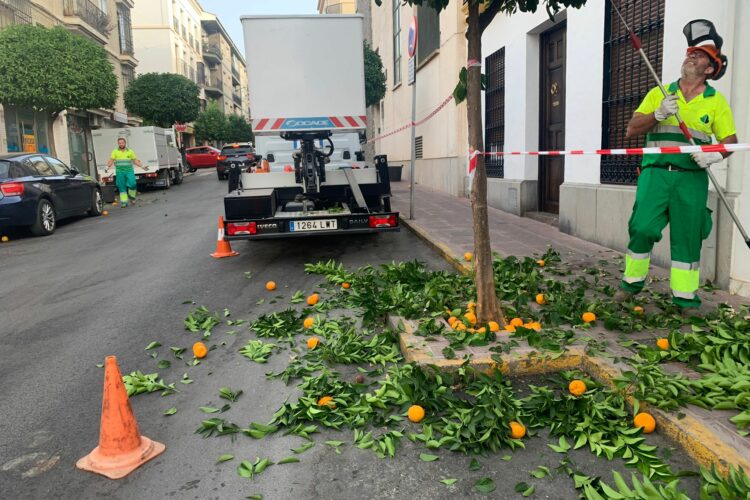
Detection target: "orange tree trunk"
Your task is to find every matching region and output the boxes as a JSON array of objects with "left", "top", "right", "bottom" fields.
[{"left": 466, "top": 1, "right": 504, "bottom": 326}]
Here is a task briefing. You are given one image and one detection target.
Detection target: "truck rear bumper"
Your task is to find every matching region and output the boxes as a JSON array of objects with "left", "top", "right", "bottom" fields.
[{"left": 224, "top": 212, "right": 400, "bottom": 240}]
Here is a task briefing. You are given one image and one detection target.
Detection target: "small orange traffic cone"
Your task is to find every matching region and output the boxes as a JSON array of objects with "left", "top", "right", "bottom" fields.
[
  {"left": 76, "top": 356, "right": 165, "bottom": 479},
  {"left": 211, "top": 216, "right": 239, "bottom": 258}
]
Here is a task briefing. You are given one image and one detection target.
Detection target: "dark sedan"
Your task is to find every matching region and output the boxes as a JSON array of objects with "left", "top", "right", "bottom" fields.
[
  {"left": 216, "top": 143, "right": 255, "bottom": 180},
  {"left": 0, "top": 153, "right": 103, "bottom": 236}
]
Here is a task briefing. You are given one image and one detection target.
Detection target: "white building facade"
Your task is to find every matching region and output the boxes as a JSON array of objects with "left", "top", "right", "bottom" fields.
[{"left": 481, "top": 0, "right": 750, "bottom": 297}]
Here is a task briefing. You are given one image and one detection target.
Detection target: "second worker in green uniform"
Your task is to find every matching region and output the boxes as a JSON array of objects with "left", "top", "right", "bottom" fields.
[
  {"left": 615, "top": 19, "right": 738, "bottom": 309},
  {"left": 106, "top": 137, "right": 147, "bottom": 207}
]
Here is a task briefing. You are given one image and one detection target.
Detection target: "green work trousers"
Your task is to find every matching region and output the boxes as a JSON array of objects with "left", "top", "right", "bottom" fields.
[
  {"left": 620, "top": 167, "right": 713, "bottom": 308},
  {"left": 115, "top": 168, "right": 137, "bottom": 206}
]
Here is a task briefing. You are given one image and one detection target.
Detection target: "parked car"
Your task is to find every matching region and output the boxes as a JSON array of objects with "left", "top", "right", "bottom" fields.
[
  {"left": 185, "top": 146, "right": 220, "bottom": 170},
  {"left": 0, "top": 153, "right": 103, "bottom": 236},
  {"left": 216, "top": 143, "right": 255, "bottom": 180}
]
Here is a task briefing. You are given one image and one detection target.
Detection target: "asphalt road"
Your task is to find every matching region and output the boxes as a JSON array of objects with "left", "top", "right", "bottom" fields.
[{"left": 0, "top": 170, "right": 700, "bottom": 499}]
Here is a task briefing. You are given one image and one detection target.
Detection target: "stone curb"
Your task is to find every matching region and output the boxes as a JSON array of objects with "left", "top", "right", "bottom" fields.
[
  {"left": 398, "top": 215, "right": 472, "bottom": 275},
  {"left": 387, "top": 314, "right": 750, "bottom": 476}
]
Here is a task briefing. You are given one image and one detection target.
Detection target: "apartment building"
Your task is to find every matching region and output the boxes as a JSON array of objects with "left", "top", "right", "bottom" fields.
[
  {"left": 200, "top": 11, "right": 249, "bottom": 121},
  {"left": 0, "top": 0, "right": 139, "bottom": 177},
  {"left": 370, "top": 0, "right": 468, "bottom": 196},
  {"left": 479, "top": 0, "right": 750, "bottom": 297}
]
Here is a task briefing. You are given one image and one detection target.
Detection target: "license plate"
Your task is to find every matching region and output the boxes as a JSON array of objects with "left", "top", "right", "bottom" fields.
[{"left": 289, "top": 219, "right": 337, "bottom": 232}]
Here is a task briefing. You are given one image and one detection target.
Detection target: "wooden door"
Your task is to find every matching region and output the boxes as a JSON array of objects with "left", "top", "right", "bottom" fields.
[{"left": 539, "top": 23, "right": 566, "bottom": 213}]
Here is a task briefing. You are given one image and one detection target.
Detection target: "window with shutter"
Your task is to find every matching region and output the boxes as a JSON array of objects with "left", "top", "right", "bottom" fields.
[
  {"left": 484, "top": 47, "right": 505, "bottom": 179},
  {"left": 600, "top": 0, "right": 665, "bottom": 185},
  {"left": 416, "top": 6, "right": 440, "bottom": 66}
]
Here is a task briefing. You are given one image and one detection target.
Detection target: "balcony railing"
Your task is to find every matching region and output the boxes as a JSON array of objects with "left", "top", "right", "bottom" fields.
[
  {"left": 233, "top": 92, "right": 242, "bottom": 106},
  {"left": 205, "top": 77, "right": 223, "bottom": 93},
  {"left": 231, "top": 65, "right": 240, "bottom": 82},
  {"left": 203, "top": 43, "right": 222, "bottom": 60},
  {"left": 0, "top": 0, "right": 33, "bottom": 27},
  {"left": 64, "top": 0, "right": 110, "bottom": 36}
]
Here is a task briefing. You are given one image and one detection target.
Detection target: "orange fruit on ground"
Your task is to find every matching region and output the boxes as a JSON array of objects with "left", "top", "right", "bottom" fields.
[
  {"left": 307, "top": 337, "right": 319, "bottom": 350},
  {"left": 656, "top": 338, "right": 670, "bottom": 351},
  {"left": 537, "top": 259, "right": 545, "bottom": 267},
  {"left": 535, "top": 293, "right": 546, "bottom": 305},
  {"left": 582, "top": 312, "right": 597, "bottom": 323},
  {"left": 464, "top": 252, "right": 473, "bottom": 262},
  {"left": 192, "top": 341, "right": 208, "bottom": 359},
  {"left": 265, "top": 281, "right": 276, "bottom": 291},
  {"left": 464, "top": 311, "right": 477, "bottom": 325},
  {"left": 303, "top": 317, "right": 315, "bottom": 329},
  {"left": 509, "top": 421, "right": 526, "bottom": 439},
  {"left": 633, "top": 306, "right": 644, "bottom": 314},
  {"left": 467, "top": 301, "right": 476, "bottom": 310},
  {"left": 634, "top": 412, "right": 656, "bottom": 433},
  {"left": 510, "top": 318, "right": 524, "bottom": 327},
  {"left": 342, "top": 282, "right": 351, "bottom": 289},
  {"left": 455, "top": 323, "right": 467, "bottom": 331},
  {"left": 101, "top": 211, "right": 109, "bottom": 216},
  {"left": 488, "top": 321, "right": 500, "bottom": 332},
  {"left": 306, "top": 293, "right": 320, "bottom": 306},
  {"left": 407, "top": 404, "right": 425, "bottom": 423},
  {"left": 448, "top": 316, "right": 458, "bottom": 326},
  {"left": 318, "top": 396, "right": 336, "bottom": 408},
  {"left": 568, "top": 379, "right": 587, "bottom": 397},
  {"left": 527, "top": 322, "right": 542, "bottom": 331},
  {"left": 504, "top": 324, "right": 516, "bottom": 333},
  {"left": 476, "top": 327, "right": 486, "bottom": 334}
]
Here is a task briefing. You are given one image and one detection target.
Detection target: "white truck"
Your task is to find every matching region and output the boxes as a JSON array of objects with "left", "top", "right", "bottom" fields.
[
  {"left": 92, "top": 126, "right": 184, "bottom": 189},
  {"left": 223, "top": 15, "right": 397, "bottom": 240}
]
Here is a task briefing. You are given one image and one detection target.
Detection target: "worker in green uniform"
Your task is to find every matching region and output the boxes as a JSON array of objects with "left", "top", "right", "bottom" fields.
[
  {"left": 615, "top": 20, "right": 737, "bottom": 309},
  {"left": 106, "top": 137, "right": 147, "bottom": 207}
]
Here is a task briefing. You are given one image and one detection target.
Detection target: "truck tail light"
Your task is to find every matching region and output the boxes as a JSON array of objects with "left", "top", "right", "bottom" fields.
[
  {"left": 218, "top": 155, "right": 227, "bottom": 161},
  {"left": 145, "top": 173, "right": 158, "bottom": 178},
  {"left": 226, "top": 221, "right": 257, "bottom": 235},
  {"left": 0, "top": 182, "right": 25, "bottom": 197},
  {"left": 368, "top": 215, "right": 397, "bottom": 228}
]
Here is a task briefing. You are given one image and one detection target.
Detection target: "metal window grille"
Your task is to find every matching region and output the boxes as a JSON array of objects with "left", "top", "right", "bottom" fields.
[
  {"left": 121, "top": 65, "right": 134, "bottom": 91},
  {"left": 392, "top": 0, "right": 401, "bottom": 85},
  {"left": 600, "top": 0, "right": 665, "bottom": 185},
  {"left": 64, "top": 0, "right": 111, "bottom": 36},
  {"left": 484, "top": 46, "right": 505, "bottom": 178},
  {"left": 117, "top": 4, "right": 133, "bottom": 55},
  {"left": 416, "top": 6, "right": 440, "bottom": 66},
  {"left": 0, "top": 0, "right": 32, "bottom": 28},
  {"left": 415, "top": 136, "right": 423, "bottom": 159}
]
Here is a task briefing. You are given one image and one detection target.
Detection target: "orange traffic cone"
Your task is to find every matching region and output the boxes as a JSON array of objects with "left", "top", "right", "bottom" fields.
[
  {"left": 76, "top": 356, "right": 165, "bottom": 479},
  {"left": 210, "top": 216, "right": 239, "bottom": 258}
]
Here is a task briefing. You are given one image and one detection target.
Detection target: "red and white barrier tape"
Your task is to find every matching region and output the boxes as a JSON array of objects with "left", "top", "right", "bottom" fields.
[
  {"left": 369, "top": 94, "right": 454, "bottom": 143},
  {"left": 470, "top": 143, "right": 750, "bottom": 158}
]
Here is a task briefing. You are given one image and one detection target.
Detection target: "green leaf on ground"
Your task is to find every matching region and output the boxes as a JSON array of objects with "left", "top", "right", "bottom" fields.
[
  {"left": 180, "top": 373, "right": 193, "bottom": 384},
  {"left": 531, "top": 465, "right": 550, "bottom": 478},
  {"left": 223, "top": 308, "right": 231, "bottom": 317},
  {"left": 216, "top": 454, "right": 234, "bottom": 463},
  {"left": 246, "top": 495, "right": 262, "bottom": 500},
  {"left": 256, "top": 298, "right": 265, "bottom": 305},
  {"left": 440, "top": 478, "right": 458, "bottom": 485},
  {"left": 171, "top": 347, "right": 186, "bottom": 359},
  {"left": 244, "top": 271, "right": 252, "bottom": 279},
  {"left": 548, "top": 436, "right": 571, "bottom": 453},
  {"left": 474, "top": 477, "right": 496, "bottom": 493},
  {"left": 325, "top": 440, "right": 344, "bottom": 454},
  {"left": 157, "top": 359, "right": 171, "bottom": 369},
  {"left": 501, "top": 455, "right": 513, "bottom": 461},
  {"left": 219, "top": 387, "right": 243, "bottom": 402},
  {"left": 419, "top": 453, "right": 439, "bottom": 462},
  {"left": 145, "top": 341, "right": 162, "bottom": 350},
  {"left": 291, "top": 442, "right": 316, "bottom": 454},
  {"left": 515, "top": 482, "right": 531, "bottom": 493},
  {"left": 277, "top": 456, "right": 300, "bottom": 464},
  {"left": 291, "top": 290, "right": 305, "bottom": 304},
  {"left": 163, "top": 407, "right": 177, "bottom": 416},
  {"left": 200, "top": 406, "right": 220, "bottom": 413},
  {"left": 469, "top": 458, "right": 481, "bottom": 471}
]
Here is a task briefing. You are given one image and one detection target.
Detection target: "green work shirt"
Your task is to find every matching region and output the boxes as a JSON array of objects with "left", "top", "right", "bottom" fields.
[
  {"left": 636, "top": 81, "right": 736, "bottom": 170},
  {"left": 111, "top": 148, "right": 137, "bottom": 172}
]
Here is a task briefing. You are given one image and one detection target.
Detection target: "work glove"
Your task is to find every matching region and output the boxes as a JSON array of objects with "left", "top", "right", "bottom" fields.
[
  {"left": 691, "top": 151, "right": 724, "bottom": 169},
  {"left": 654, "top": 94, "right": 679, "bottom": 121}
]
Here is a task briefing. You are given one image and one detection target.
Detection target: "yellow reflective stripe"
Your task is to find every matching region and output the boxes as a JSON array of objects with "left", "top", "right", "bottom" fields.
[
  {"left": 625, "top": 253, "right": 650, "bottom": 281},
  {"left": 671, "top": 266, "right": 700, "bottom": 294}
]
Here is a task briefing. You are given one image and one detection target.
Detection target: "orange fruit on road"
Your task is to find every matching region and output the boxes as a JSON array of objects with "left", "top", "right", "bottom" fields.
[
  {"left": 192, "top": 341, "right": 208, "bottom": 359},
  {"left": 265, "top": 281, "right": 276, "bottom": 291},
  {"left": 464, "top": 252, "right": 473, "bottom": 262},
  {"left": 488, "top": 321, "right": 500, "bottom": 332},
  {"left": 535, "top": 293, "right": 546, "bottom": 305},
  {"left": 504, "top": 324, "right": 516, "bottom": 333},
  {"left": 455, "top": 323, "right": 467, "bottom": 331},
  {"left": 656, "top": 338, "right": 670, "bottom": 351},
  {"left": 526, "top": 321, "right": 542, "bottom": 331},
  {"left": 537, "top": 259, "right": 545, "bottom": 267},
  {"left": 476, "top": 327, "right": 486, "bottom": 334},
  {"left": 509, "top": 421, "right": 526, "bottom": 439},
  {"left": 634, "top": 412, "right": 656, "bottom": 433},
  {"left": 582, "top": 312, "right": 597, "bottom": 323},
  {"left": 101, "top": 211, "right": 109, "bottom": 216},
  {"left": 306, "top": 293, "right": 320, "bottom": 306},
  {"left": 633, "top": 306, "right": 644, "bottom": 314},
  {"left": 463, "top": 311, "right": 477, "bottom": 325},
  {"left": 342, "top": 282, "right": 351, "bottom": 289},
  {"left": 307, "top": 337, "right": 319, "bottom": 350},
  {"left": 448, "top": 316, "right": 458, "bottom": 327},
  {"left": 407, "top": 404, "right": 425, "bottom": 423},
  {"left": 568, "top": 379, "right": 587, "bottom": 397},
  {"left": 510, "top": 318, "right": 524, "bottom": 327},
  {"left": 318, "top": 396, "right": 335, "bottom": 408},
  {"left": 303, "top": 317, "right": 315, "bottom": 329}
]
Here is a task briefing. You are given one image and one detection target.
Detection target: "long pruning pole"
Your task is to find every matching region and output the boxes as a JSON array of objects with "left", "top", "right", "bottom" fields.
[{"left": 612, "top": 1, "right": 750, "bottom": 249}]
